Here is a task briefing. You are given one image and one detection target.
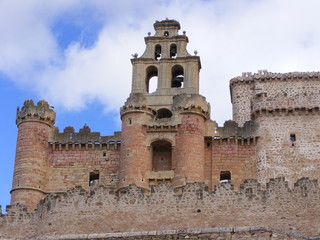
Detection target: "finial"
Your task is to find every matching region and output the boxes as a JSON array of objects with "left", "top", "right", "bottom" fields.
[
  {"left": 131, "top": 53, "right": 138, "bottom": 58},
  {"left": 166, "top": 18, "right": 169, "bottom": 20},
  {"left": 194, "top": 50, "right": 198, "bottom": 55},
  {"left": 183, "top": 31, "right": 186, "bottom": 35},
  {"left": 148, "top": 32, "right": 151, "bottom": 36}
]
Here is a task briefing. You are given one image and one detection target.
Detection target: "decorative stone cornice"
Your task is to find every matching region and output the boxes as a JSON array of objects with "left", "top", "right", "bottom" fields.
[
  {"left": 16, "top": 99, "right": 56, "bottom": 126},
  {"left": 251, "top": 93, "right": 320, "bottom": 117},
  {"left": 145, "top": 124, "right": 178, "bottom": 132},
  {"left": 120, "top": 105, "right": 155, "bottom": 118}
]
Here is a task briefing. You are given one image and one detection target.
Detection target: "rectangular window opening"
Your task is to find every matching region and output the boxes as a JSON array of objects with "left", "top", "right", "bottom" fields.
[
  {"left": 89, "top": 170, "right": 100, "bottom": 186},
  {"left": 220, "top": 171, "right": 231, "bottom": 183}
]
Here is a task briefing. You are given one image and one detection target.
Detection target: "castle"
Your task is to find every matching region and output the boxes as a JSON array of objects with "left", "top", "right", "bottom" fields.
[{"left": 1, "top": 19, "right": 319, "bottom": 240}]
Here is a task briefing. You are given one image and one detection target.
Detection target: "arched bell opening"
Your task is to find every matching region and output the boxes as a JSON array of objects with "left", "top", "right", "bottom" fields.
[
  {"left": 146, "top": 66, "right": 158, "bottom": 93},
  {"left": 170, "top": 44, "right": 177, "bottom": 58},
  {"left": 171, "top": 65, "right": 184, "bottom": 88},
  {"left": 156, "top": 108, "right": 173, "bottom": 119},
  {"left": 155, "top": 44, "right": 162, "bottom": 60},
  {"left": 151, "top": 140, "right": 172, "bottom": 172}
]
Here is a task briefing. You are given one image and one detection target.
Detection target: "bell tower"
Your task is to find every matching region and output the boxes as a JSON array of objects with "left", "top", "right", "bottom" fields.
[
  {"left": 118, "top": 19, "right": 210, "bottom": 190},
  {"left": 131, "top": 19, "right": 200, "bottom": 96}
]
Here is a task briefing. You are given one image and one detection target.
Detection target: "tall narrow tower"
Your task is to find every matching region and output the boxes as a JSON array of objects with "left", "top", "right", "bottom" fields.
[
  {"left": 11, "top": 100, "right": 55, "bottom": 211},
  {"left": 118, "top": 19, "right": 210, "bottom": 190}
]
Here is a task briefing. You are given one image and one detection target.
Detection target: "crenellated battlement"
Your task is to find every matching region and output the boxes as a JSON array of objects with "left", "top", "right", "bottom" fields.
[
  {"left": 16, "top": 99, "right": 56, "bottom": 126},
  {"left": 173, "top": 94, "right": 211, "bottom": 119},
  {"left": 230, "top": 70, "right": 320, "bottom": 85},
  {"left": 49, "top": 125, "right": 121, "bottom": 150},
  {"left": 0, "top": 178, "right": 319, "bottom": 239},
  {"left": 205, "top": 120, "right": 259, "bottom": 146},
  {"left": 230, "top": 70, "right": 320, "bottom": 125}
]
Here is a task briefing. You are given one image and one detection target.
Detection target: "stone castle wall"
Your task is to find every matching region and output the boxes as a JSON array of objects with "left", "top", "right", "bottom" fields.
[
  {"left": 230, "top": 71, "right": 320, "bottom": 187},
  {"left": 230, "top": 71, "right": 320, "bottom": 126},
  {"left": 255, "top": 113, "right": 320, "bottom": 186},
  {"left": 0, "top": 178, "right": 319, "bottom": 239},
  {"left": 43, "top": 123, "right": 258, "bottom": 197},
  {"left": 46, "top": 126, "right": 121, "bottom": 193}
]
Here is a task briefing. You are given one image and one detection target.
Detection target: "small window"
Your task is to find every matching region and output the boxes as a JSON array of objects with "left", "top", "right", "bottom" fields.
[
  {"left": 220, "top": 171, "right": 231, "bottom": 183},
  {"left": 89, "top": 171, "right": 99, "bottom": 186},
  {"left": 164, "top": 31, "right": 169, "bottom": 36},
  {"left": 290, "top": 134, "right": 296, "bottom": 146}
]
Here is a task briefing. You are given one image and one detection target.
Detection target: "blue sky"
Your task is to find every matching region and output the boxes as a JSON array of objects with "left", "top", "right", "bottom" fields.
[{"left": 1, "top": 0, "right": 320, "bottom": 212}]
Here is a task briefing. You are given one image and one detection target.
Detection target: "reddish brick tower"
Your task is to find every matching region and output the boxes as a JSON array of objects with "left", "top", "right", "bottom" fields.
[
  {"left": 11, "top": 100, "right": 55, "bottom": 211},
  {"left": 118, "top": 19, "right": 210, "bottom": 190}
]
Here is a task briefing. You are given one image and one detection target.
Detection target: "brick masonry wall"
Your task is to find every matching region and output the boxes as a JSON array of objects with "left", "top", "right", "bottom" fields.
[
  {"left": 119, "top": 112, "right": 152, "bottom": 189},
  {"left": 173, "top": 114, "right": 205, "bottom": 186},
  {"left": 0, "top": 178, "right": 319, "bottom": 239},
  {"left": 211, "top": 140, "right": 256, "bottom": 190},
  {"left": 11, "top": 121, "right": 51, "bottom": 211},
  {"left": 47, "top": 144, "right": 120, "bottom": 192}
]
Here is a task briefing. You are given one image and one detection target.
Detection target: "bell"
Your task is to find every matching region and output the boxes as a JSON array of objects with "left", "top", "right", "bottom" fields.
[
  {"left": 172, "top": 79, "right": 182, "bottom": 88},
  {"left": 172, "top": 76, "right": 183, "bottom": 88}
]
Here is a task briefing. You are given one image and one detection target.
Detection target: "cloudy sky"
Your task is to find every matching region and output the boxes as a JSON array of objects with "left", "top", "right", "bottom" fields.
[{"left": 1, "top": 0, "right": 320, "bottom": 211}]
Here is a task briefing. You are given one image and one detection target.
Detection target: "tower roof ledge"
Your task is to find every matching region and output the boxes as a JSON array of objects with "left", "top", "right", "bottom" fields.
[{"left": 154, "top": 19, "right": 180, "bottom": 31}]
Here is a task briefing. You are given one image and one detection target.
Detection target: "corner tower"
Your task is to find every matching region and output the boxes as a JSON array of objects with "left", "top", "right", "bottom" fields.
[
  {"left": 11, "top": 100, "right": 55, "bottom": 211},
  {"left": 118, "top": 19, "right": 210, "bottom": 190}
]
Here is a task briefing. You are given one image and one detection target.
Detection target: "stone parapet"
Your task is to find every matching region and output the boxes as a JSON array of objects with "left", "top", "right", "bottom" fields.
[
  {"left": 121, "top": 93, "right": 155, "bottom": 118},
  {"left": 0, "top": 178, "right": 319, "bottom": 239},
  {"left": 16, "top": 99, "right": 56, "bottom": 126},
  {"left": 49, "top": 125, "right": 121, "bottom": 146},
  {"left": 173, "top": 94, "right": 210, "bottom": 119},
  {"left": 230, "top": 70, "right": 320, "bottom": 85},
  {"left": 206, "top": 120, "right": 258, "bottom": 142}
]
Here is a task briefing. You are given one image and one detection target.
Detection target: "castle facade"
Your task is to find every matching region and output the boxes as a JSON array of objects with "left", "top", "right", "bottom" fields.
[{"left": 2, "top": 19, "right": 319, "bottom": 239}]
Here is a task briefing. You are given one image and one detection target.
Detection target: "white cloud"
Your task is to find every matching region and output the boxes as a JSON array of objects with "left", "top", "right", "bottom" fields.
[{"left": 1, "top": 0, "right": 320, "bottom": 125}]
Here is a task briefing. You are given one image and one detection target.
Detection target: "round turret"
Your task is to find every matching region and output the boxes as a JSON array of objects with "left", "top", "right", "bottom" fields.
[
  {"left": 118, "top": 102, "right": 154, "bottom": 190},
  {"left": 11, "top": 100, "right": 55, "bottom": 211}
]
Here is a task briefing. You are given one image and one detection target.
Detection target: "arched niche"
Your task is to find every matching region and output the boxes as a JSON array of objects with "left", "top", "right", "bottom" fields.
[
  {"left": 151, "top": 140, "right": 172, "bottom": 172},
  {"left": 156, "top": 108, "right": 173, "bottom": 119}
]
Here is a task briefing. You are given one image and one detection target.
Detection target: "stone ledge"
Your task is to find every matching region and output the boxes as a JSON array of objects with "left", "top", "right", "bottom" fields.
[{"left": 2, "top": 227, "right": 319, "bottom": 240}]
